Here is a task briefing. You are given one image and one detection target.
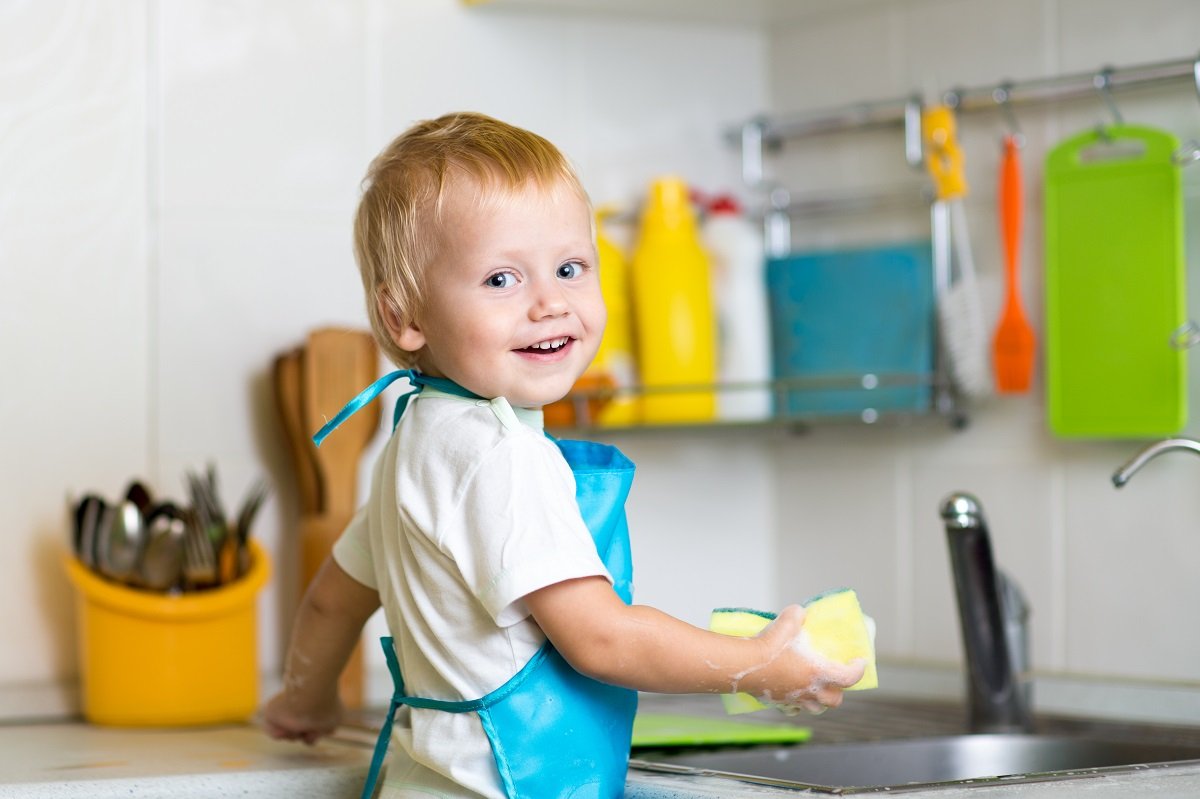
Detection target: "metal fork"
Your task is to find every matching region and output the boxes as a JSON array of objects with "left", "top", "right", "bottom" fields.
[
  {"left": 182, "top": 511, "right": 218, "bottom": 589},
  {"left": 231, "top": 479, "right": 270, "bottom": 579}
]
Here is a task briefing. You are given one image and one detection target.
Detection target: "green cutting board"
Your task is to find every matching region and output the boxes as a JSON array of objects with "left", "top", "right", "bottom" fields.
[
  {"left": 1045, "top": 125, "right": 1187, "bottom": 437},
  {"left": 631, "top": 713, "right": 811, "bottom": 749}
]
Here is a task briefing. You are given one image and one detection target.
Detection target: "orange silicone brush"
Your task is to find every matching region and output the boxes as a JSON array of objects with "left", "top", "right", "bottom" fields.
[{"left": 992, "top": 134, "right": 1036, "bottom": 392}]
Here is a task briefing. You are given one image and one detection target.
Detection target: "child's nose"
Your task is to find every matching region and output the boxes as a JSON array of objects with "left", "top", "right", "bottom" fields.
[{"left": 529, "top": 281, "right": 569, "bottom": 319}]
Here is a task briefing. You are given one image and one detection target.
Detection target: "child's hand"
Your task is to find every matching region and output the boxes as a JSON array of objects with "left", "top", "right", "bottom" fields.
[
  {"left": 261, "top": 688, "right": 342, "bottom": 745},
  {"left": 751, "top": 604, "right": 867, "bottom": 716}
]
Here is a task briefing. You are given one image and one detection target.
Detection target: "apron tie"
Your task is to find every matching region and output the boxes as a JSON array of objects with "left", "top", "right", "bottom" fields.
[
  {"left": 360, "top": 637, "right": 406, "bottom": 799},
  {"left": 312, "top": 369, "right": 481, "bottom": 447}
]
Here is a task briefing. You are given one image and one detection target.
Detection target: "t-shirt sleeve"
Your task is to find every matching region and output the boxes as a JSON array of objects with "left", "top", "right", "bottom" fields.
[
  {"left": 332, "top": 505, "right": 377, "bottom": 589},
  {"left": 442, "top": 434, "right": 611, "bottom": 627}
]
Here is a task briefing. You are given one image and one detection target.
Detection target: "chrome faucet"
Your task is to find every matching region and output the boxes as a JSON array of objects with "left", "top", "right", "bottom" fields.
[
  {"left": 940, "top": 493, "right": 1035, "bottom": 734},
  {"left": 1112, "top": 438, "right": 1200, "bottom": 487}
]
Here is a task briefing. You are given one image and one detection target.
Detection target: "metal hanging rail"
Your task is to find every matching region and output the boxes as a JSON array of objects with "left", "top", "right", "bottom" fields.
[
  {"left": 942, "top": 54, "right": 1200, "bottom": 114},
  {"left": 727, "top": 51, "right": 1200, "bottom": 148},
  {"left": 732, "top": 51, "right": 1200, "bottom": 257}
]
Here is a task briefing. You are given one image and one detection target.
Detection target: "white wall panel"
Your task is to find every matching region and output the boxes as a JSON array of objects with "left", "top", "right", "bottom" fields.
[{"left": 0, "top": 1, "right": 149, "bottom": 686}]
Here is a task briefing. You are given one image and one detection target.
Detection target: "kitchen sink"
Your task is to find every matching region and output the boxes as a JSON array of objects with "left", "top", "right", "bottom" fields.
[{"left": 631, "top": 732, "right": 1200, "bottom": 794}]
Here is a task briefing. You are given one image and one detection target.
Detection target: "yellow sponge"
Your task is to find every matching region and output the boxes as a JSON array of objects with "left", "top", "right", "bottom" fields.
[{"left": 709, "top": 588, "right": 877, "bottom": 714}]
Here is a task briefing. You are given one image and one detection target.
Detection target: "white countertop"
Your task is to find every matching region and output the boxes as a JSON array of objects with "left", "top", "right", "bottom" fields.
[
  {"left": 0, "top": 722, "right": 370, "bottom": 799},
  {"left": 6, "top": 690, "right": 1200, "bottom": 798}
]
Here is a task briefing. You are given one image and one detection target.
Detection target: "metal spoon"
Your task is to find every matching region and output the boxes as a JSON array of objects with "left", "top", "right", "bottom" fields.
[
  {"left": 139, "top": 504, "right": 185, "bottom": 591},
  {"left": 125, "top": 480, "right": 153, "bottom": 519},
  {"left": 91, "top": 502, "right": 117, "bottom": 578},
  {"left": 104, "top": 500, "right": 144, "bottom": 583},
  {"left": 73, "top": 495, "right": 106, "bottom": 568}
]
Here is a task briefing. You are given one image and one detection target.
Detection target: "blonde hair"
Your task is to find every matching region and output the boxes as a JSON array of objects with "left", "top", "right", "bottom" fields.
[{"left": 354, "top": 111, "right": 589, "bottom": 368}]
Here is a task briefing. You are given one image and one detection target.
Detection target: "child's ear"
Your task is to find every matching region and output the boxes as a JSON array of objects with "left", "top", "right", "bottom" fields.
[{"left": 378, "top": 292, "right": 426, "bottom": 353}]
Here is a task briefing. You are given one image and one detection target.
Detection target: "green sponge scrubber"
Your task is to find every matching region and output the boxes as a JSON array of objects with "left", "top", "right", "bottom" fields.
[{"left": 709, "top": 588, "right": 878, "bottom": 714}]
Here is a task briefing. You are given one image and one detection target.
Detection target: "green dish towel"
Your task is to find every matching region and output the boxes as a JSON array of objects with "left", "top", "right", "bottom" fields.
[{"left": 631, "top": 713, "right": 811, "bottom": 749}]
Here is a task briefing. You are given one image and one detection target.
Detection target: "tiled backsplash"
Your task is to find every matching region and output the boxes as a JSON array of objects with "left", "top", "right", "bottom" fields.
[
  {"left": 3, "top": 0, "right": 1198, "bottom": 715},
  {"left": 765, "top": 0, "right": 1200, "bottom": 685},
  {"left": 2, "top": 0, "right": 766, "bottom": 704}
]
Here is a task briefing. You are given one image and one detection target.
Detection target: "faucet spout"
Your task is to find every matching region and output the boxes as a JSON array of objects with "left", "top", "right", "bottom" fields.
[
  {"left": 940, "top": 492, "right": 1034, "bottom": 734},
  {"left": 1112, "top": 438, "right": 1200, "bottom": 487}
]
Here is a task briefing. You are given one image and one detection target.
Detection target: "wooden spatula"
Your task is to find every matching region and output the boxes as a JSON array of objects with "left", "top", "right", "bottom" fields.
[
  {"left": 273, "top": 349, "right": 323, "bottom": 515},
  {"left": 302, "top": 328, "right": 381, "bottom": 520}
]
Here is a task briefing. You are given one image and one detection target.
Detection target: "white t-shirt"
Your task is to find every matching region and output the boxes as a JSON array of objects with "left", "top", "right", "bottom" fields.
[{"left": 333, "top": 390, "right": 612, "bottom": 798}]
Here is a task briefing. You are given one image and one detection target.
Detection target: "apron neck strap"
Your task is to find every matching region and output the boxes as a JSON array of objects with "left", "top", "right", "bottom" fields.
[{"left": 311, "top": 369, "right": 481, "bottom": 447}]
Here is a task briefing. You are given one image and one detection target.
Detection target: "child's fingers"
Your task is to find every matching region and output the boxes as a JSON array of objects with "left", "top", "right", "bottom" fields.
[
  {"left": 801, "top": 700, "right": 828, "bottom": 716},
  {"left": 824, "top": 657, "right": 867, "bottom": 688},
  {"left": 814, "top": 683, "right": 846, "bottom": 709},
  {"left": 759, "top": 604, "right": 806, "bottom": 643},
  {"left": 774, "top": 696, "right": 831, "bottom": 716}
]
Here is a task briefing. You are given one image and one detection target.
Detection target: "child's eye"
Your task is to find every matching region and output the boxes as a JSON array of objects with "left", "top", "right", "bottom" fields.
[
  {"left": 557, "top": 261, "right": 586, "bottom": 280},
  {"left": 485, "top": 271, "right": 517, "bottom": 289}
]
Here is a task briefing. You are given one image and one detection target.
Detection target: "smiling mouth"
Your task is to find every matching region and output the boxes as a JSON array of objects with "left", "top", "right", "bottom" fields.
[{"left": 516, "top": 336, "right": 571, "bottom": 354}]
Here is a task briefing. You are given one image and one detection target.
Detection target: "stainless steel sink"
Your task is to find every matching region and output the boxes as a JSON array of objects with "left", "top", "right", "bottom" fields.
[{"left": 631, "top": 734, "right": 1200, "bottom": 794}]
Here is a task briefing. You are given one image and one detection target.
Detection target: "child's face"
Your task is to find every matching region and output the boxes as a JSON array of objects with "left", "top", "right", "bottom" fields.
[{"left": 396, "top": 178, "right": 605, "bottom": 409}]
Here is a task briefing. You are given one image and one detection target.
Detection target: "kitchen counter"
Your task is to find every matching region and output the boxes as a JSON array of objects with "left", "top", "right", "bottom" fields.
[
  {"left": 0, "top": 722, "right": 369, "bottom": 798},
  {"left": 5, "top": 694, "right": 1200, "bottom": 798}
]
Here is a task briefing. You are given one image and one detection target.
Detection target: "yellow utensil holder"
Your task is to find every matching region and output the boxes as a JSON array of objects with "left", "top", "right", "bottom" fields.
[{"left": 64, "top": 541, "right": 269, "bottom": 726}]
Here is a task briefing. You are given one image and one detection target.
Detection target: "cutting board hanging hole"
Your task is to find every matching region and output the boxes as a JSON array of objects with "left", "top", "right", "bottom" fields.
[{"left": 1079, "top": 138, "right": 1147, "bottom": 163}]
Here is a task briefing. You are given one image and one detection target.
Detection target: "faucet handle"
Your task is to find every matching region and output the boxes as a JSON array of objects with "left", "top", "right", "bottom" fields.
[{"left": 940, "top": 492, "right": 984, "bottom": 530}]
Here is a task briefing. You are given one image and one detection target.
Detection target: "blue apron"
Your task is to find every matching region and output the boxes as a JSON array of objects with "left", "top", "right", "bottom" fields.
[{"left": 313, "top": 370, "right": 638, "bottom": 799}]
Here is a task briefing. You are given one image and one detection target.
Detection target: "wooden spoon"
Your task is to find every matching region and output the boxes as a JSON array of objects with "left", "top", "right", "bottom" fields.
[
  {"left": 273, "top": 349, "right": 323, "bottom": 515},
  {"left": 302, "top": 328, "right": 381, "bottom": 520}
]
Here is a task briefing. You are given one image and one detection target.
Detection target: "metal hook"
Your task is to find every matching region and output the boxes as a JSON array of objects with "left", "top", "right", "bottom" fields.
[
  {"left": 1173, "top": 139, "right": 1200, "bottom": 167},
  {"left": 992, "top": 83, "right": 1026, "bottom": 149},
  {"left": 1170, "top": 320, "right": 1200, "bottom": 351},
  {"left": 1167, "top": 55, "right": 1200, "bottom": 167},
  {"left": 904, "top": 94, "right": 925, "bottom": 168},
  {"left": 739, "top": 117, "right": 767, "bottom": 188},
  {"left": 1193, "top": 53, "right": 1200, "bottom": 105},
  {"left": 1092, "top": 67, "right": 1125, "bottom": 135}
]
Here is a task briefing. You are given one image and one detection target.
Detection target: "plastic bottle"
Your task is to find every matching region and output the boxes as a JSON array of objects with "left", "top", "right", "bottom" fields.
[
  {"left": 591, "top": 208, "right": 640, "bottom": 426},
  {"left": 543, "top": 209, "right": 639, "bottom": 428},
  {"left": 630, "top": 176, "right": 717, "bottom": 423},
  {"left": 704, "top": 194, "right": 772, "bottom": 421}
]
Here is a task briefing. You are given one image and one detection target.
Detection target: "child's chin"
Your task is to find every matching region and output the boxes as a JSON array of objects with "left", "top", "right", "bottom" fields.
[{"left": 517, "top": 382, "right": 578, "bottom": 410}]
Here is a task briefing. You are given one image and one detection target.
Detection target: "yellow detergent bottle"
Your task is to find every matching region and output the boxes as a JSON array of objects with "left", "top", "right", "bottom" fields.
[
  {"left": 592, "top": 208, "right": 640, "bottom": 426},
  {"left": 544, "top": 208, "right": 640, "bottom": 428},
  {"left": 630, "top": 176, "right": 717, "bottom": 423},
  {"left": 547, "top": 208, "right": 643, "bottom": 427}
]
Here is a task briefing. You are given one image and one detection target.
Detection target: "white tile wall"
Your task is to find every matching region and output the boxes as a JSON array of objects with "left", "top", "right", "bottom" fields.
[
  {"left": 3, "top": 0, "right": 1198, "bottom": 715},
  {"left": 1, "top": 0, "right": 768, "bottom": 708},
  {"left": 0, "top": 1, "right": 149, "bottom": 685},
  {"left": 610, "top": 431, "right": 778, "bottom": 626}
]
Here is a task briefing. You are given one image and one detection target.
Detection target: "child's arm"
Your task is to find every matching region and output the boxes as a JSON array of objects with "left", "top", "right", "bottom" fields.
[
  {"left": 525, "top": 577, "right": 865, "bottom": 714},
  {"left": 262, "top": 557, "right": 381, "bottom": 743}
]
